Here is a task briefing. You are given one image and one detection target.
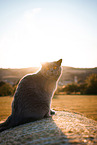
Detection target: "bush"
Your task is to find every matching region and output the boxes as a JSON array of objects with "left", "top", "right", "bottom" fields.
[
  {"left": 0, "top": 82, "right": 13, "bottom": 96},
  {"left": 0, "top": 81, "right": 6, "bottom": 87},
  {"left": 79, "top": 83, "right": 87, "bottom": 95},
  {"left": 65, "top": 83, "right": 79, "bottom": 94},
  {"left": 61, "top": 74, "right": 97, "bottom": 95},
  {"left": 85, "top": 74, "right": 97, "bottom": 95},
  {"left": 13, "top": 84, "right": 17, "bottom": 94}
]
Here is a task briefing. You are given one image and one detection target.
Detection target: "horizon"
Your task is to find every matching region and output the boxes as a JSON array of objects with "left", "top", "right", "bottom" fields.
[
  {"left": 0, "top": 65, "right": 97, "bottom": 70},
  {"left": 0, "top": 0, "right": 97, "bottom": 68}
]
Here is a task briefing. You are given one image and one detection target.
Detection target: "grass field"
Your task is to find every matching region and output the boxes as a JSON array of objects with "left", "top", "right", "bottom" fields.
[
  {"left": 0, "top": 95, "right": 97, "bottom": 122},
  {"left": 0, "top": 96, "right": 13, "bottom": 121},
  {"left": 52, "top": 95, "right": 97, "bottom": 121}
]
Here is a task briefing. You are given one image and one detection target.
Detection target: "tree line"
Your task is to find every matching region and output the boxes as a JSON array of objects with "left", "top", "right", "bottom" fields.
[
  {"left": 56, "top": 74, "right": 97, "bottom": 95},
  {"left": 0, "top": 73, "right": 97, "bottom": 96},
  {"left": 0, "top": 81, "right": 17, "bottom": 96}
]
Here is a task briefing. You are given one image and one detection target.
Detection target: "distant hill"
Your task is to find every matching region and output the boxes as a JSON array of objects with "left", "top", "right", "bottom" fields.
[
  {"left": 60, "top": 66, "right": 97, "bottom": 85},
  {"left": 0, "top": 67, "right": 39, "bottom": 84},
  {"left": 0, "top": 67, "right": 97, "bottom": 85}
]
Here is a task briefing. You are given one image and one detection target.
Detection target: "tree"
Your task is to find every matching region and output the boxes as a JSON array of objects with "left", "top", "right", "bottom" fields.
[
  {"left": 79, "top": 83, "right": 87, "bottom": 95},
  {"left": 65, "top": 83, "right": 79, "bottom": 94},
  {"left": 85, "top": 74, "right": 97, "bottom": 95},
  {"left": 0, "top": 82, "right": 13, "bottom": 96},
  {"left": 0, "top": 81, "right": 6, "bottom": 87}
]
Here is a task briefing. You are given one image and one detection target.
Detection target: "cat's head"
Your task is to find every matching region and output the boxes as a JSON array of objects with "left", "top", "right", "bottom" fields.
[{"left": 41, "top": 59, "right": 62, "bottom": 80}]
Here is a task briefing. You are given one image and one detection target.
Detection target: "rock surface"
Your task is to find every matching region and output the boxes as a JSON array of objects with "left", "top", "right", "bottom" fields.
[{"left": 0, "top": 111, "right": 97, "bottom": 145}]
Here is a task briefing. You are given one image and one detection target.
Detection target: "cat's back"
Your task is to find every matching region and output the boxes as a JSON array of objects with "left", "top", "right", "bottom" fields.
[
  {"left": 15, "top": 71, "right": 47, "bottom": 96},
  {"left": 13, "top": 72, "right": 44, "bottom": 108},
  {"left": 19, "top": 72, "right": 42, "bottom": 87}
]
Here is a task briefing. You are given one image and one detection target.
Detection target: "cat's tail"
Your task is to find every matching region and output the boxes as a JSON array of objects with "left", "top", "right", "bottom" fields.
[{"left": 0, "top": 115, "right": 13, "bottom": 132}]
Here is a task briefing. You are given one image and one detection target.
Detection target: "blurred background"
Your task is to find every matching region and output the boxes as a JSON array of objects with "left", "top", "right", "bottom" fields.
[
  {"left": 0, "top": 0, "right": 97, "bottom": 68},
  {"left": 0, "top": 0, "right": 97, "bottom": 122}
]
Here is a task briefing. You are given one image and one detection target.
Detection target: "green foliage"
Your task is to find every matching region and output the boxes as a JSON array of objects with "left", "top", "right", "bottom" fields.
[
  {"left": 85, "top": 74, "right": 97, "bottom": 95},
  {"left": 13, "top": 85, "right": 17, "bottom": 94},
  {"left": 58, "top": 74, "right": 97, "bottom": 95},
  {"left": 64, "top": 83, "right": 79, "bottom": 94},
  {"left": 0, "top": 73, "right": 97, "bottom": 96},
  {"left": 79, "top": 83, "right": 87, "bottom": 95},
  {"left": 0, "top": 81, "right": 6, "bottom": 87},
  {"left": 0, "top": 82, "right": 13, "bottom": 96}
]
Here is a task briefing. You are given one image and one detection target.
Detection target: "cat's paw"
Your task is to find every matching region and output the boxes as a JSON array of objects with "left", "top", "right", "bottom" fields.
[
  {"left": 50, "top": 109, "right": 56, "bottom": 115},
  {"left": 44, "top": 110, "right": 55, "bottom": 118}
]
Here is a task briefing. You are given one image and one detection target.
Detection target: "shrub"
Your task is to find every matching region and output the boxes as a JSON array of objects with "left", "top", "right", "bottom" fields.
[
  {"left": 0, "top": 81, "right": 6, "bottom": 87},
  {"left": 0, "top": 82, "right": 13, "bottom": 96},
  {"left": 85, "top": 74, "right": 97, "bottom": 95},
  {"left": 65, "top": 83, "right": 79, "bottom": 94},
  {"left": 79, "top": 83, "right": 87, "bottom": 95}
]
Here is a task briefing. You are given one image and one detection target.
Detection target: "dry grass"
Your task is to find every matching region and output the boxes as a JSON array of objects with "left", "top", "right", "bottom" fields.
[
  {"left": 0, "top": 95, "right": 97, "bottom": 121},
  {"left": 52, "top": 95, "right": 97, "bottom": 121},
  {"left": 0, "top": 96, "right": 13, "bottom": 121}
]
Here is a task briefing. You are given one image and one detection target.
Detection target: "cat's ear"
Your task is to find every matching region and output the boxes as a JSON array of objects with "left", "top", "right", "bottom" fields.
[{"left": 57, "top": 59, "right": 62, "bottom": 66}]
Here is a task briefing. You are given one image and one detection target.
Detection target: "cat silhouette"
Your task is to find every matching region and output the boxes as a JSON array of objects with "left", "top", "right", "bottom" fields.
[{"left": 0, "top": 59, "right": 62, "bottom": 132}]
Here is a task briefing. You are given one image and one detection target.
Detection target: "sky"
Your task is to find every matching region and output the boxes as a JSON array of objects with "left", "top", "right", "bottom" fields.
[{"left": 0, "top": 0, "right": 97, "bottom": 68}]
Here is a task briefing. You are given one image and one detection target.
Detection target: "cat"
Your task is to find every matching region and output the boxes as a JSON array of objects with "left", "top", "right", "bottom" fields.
[{"left": 0, "top": 59, "right": 62, "bottom": 132}]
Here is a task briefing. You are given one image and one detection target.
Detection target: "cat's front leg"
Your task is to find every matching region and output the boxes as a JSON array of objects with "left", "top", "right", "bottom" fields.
[{"left": 44, "top": 110, "right": 52, "bottom": 118}]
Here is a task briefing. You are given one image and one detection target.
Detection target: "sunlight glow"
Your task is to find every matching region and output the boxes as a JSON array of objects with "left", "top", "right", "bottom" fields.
[{"left": 0, "top": 3, "right": 97, "bottom": 68}]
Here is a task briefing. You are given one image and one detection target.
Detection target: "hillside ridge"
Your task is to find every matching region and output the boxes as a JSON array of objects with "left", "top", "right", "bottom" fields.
[{"left": 0, "top": 66, "right": 97, "bottom": 85}]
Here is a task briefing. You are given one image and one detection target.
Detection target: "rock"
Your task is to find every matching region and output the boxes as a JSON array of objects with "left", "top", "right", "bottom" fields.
[{"left": 0, "top": 111, "right": 97, "bottom": 145}]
